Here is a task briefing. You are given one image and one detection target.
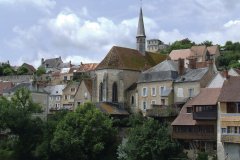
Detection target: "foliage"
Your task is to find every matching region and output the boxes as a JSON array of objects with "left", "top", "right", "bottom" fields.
[
  {"left": 0, "top": 88, "right": 43, "bottom": 160},
  {"left": 197, "top": 152, "right": 208, "bottom": 160},
  {"left": 117, "top": 117, "right": 182, "bottom": 160},
  {"left": 36, "top": 66, "right": 46, "bottom": 76},
  {"left": 17, "top": 66, "right": 28, "bottom": 75},
  {"left": 0, "top": 63, "right": 15, "bottom": 76},
  {"left": 200, "top": 40, "right": 213, "bottom": 46},
  {"left": 50, "top": 102, "right": 117, "bottom": 160}
]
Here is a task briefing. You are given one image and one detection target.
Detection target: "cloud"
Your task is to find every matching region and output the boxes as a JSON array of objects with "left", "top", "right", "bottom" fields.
[
  {"left": 224, "top": 20, "right": 240, "bottom": 28},
  {"left": 0, "top": 0, "right": 56, "bottom": 13}
]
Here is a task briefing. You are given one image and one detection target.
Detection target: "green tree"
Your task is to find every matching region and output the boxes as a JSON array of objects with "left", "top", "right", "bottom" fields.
[
  {"left": 36, "top": 66, "right": 46, "bottom": 76},
  {"left": 17, "top": 66, "right": 28, "bottom": 75},
  {"left": 0, "top": 88, "right": 43, "bottom": 160},
  {"left": 117, "top": 118, "right": 182, "bottom": 160},
  {"left": 51, "top": 102, "right": 116, "bottom": 160},
  {"left": 200, "top": 40, "right": 212, "bottom": 46}
]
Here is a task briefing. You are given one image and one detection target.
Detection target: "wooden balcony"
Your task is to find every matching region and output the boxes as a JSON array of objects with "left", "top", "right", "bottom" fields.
[
  {"left": 172, "top": 131, "right": 216, "bottom": 140},
  {"left": 193, "top": 111, "right": 217, "bottom": 120},
  {"left": 221, "top": 134, "right": 240, "bottom": 143}
]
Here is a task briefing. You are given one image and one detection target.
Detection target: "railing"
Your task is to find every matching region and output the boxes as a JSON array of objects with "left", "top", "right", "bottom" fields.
[
  {"left": 193, "top": 111, "right": 217, "bottom": 120},
  {"left": 172, "top": 131, "right": 215, "bottom": 140},
  {"left": 221, "top": 134, "right": 240, "bottom": 143}
]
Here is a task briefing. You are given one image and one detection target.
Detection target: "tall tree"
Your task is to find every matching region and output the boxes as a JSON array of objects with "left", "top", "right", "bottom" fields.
[
  {"left": 51, "top": 102, "right": 116, "bottom": 160},
  {"left": 117, "top": 118, "right": 182, "bottom": 160}
]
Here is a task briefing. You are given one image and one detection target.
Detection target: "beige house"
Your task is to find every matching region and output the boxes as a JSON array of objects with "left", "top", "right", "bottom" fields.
[
  {"left": 61, "top": 82, "right": 80, "bottom": 110},
  {"left": 136, "top": 60, "right": 178, "bottom": 116},
  {"left": 174, "top": 62, "right": 215, "bottom": 105},
  {"left": 74, "top": 79, "right": 92, "bottom": 108},
  {"left": 217, "top": 76, "right": 240, "bottom": 160}
]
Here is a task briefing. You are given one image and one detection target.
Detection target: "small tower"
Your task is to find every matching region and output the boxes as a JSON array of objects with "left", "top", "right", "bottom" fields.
[{"left": 136, "top": 7, "right": 146, "bottom": 55}]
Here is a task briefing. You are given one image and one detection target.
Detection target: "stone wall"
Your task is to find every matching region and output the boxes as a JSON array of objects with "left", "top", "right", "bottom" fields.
[{"left": 0, "top": 75, "right": 33, "bottom": 83}]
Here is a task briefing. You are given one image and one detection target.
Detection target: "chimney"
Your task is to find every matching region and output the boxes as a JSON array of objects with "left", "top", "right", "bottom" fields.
[
  {"left": 188, "top": 57, "right": 197, "bottom": 69},
  {"left": 178, "top": 58, "right": 185, "bottom": 76},
  {"left": 41, "top": 58, "right": 44, "bottom": 65}
]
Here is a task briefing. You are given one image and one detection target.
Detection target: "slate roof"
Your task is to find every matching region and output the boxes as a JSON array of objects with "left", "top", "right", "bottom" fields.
[
  {"left": 138, "top": 60, "right": 178, "bottom": 83},
  {"left": 218, "top": 76, "right": 240, "bottom": 102},
  {"left": 136, "top": 7, "right": 146, "bottom": 37},
  {"left": 96, "top": 46, "right": 167, "bottom": 71},
  {"left": 175, "top": 67, "right": 209, "bottom": 83},
  {"left": 127, "top": 83, "right": 137, "bottom": 91},
  {"left": 44, "top": 84, "right": 66, "bottom": 96},
  {"left": 161, "top": 88, "right": 172, "bottom": 97},
  {"left": 3, "top": 82, "right": 32, "bottom": 93},
  {"left": 41, "top": 57, "right": 63, "bottom": 68}
]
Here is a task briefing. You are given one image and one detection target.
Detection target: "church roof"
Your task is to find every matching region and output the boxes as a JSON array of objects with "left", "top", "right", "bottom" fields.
[
  {"left": 96, "top": 46, "right": 167, "bottom": 71},
  {"left": 136, "top": 7, "right": 146, "bottom": 37}
]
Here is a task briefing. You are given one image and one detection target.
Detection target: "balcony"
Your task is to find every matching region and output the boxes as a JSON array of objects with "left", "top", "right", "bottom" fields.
[
  {"left": 193, "top": 111, "right": 217, "bottom": 120},
  {"left": 172, "top": 131, "right": 215, "bottom": 140},
  {"left": 221, "top": 134, "right": 240, "bottom": 143},
  {"left": 146, "top": 105, "right": 179, "bottom": 117}
]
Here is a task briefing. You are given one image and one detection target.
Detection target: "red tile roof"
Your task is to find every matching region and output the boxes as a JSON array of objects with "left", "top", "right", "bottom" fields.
[
  {"left": 188, "top": 88, "right": 221, "bottom": 106},
  {"left": 169, "top": 49, "right": 194, "bottom": 60},
  {"left": 0, "top": 81, "right": 14, "bottom": 95},
  {"left": 218, "top": 76, "right": 240, "bottom": 102},
  {"left": 77, "top": 63, "right": 98, "bottom": 72}
]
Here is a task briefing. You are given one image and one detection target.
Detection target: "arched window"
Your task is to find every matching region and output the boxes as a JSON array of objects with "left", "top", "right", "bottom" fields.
[
  {"left": 112, "top": 82, "right": 118, "bottom": 102},
  {"left": 99, "top": 82, "right": 103, "bottom": 102},
  {"left": 131, "top": 96, "right": 134, "bottom": 105}
]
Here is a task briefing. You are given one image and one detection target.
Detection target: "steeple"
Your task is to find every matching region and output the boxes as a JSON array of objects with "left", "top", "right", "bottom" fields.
[{"left": 136, "top": 7, "right": 146, "bottom": 55}]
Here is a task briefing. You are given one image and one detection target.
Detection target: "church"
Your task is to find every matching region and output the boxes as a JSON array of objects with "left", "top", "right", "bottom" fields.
[{"left": 92, "top": 7, "right": 167, "bottom": 113}]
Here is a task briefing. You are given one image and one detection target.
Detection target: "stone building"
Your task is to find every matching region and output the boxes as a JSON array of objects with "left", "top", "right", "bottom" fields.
[
  {"left": 92, "top": 7, "right": 167, "bottom": 112},
  {"left": 147, "top": 39, "right": 169, "bottom": 52},
  {"left": 74, "top": 79, "right": 92, "bottom": 107}
]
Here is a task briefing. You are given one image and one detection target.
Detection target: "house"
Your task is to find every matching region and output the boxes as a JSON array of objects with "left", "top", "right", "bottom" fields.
[
  {"left": 73, "top": 63, "right": 98, "bottom": 81},
  {"left": 169, "top": 45, "right": 220, "bottom": 68},
  {"left": 147, "top": 39, "right": 169, "bottom": 52},
  {"left": 172, "top": 88, "right": 221, "bottom": 159},
  {"left": 74, "top": 79, "right": 92, "bottom": 107},
  {"left": 136, "top": 59, "right": 179, "bottom": 117},
  {"left": 0, "top": 81, "right": 14, "bottom": 96},
  {"left": 61, "top": 82, "right": 79, "bottom": 110},
  {"left": 20, "top": 63, "right": 36, "bottom": 75},
  {"left": 173, "top": 60, "right": 215, "bottom": 106},
  {"left": 217, "top": 76, "right": 240, "bottom": 160},
  {"left": 44, "top": 84, "right": 66, "bottom": 113},
  {"left": 40, "top": 57, "right": 63, "bottom": 73},
  {"left": 93, "top": 7, "right": 167, "bottom": 113}
]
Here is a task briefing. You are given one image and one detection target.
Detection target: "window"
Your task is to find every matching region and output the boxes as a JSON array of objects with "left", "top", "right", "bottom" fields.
[
  {"left": 64, "top": 76, "right": 67, "bottom": 81},
  {"left": 151, "top": 100, "right": 156, "bottom": 105},
  {"left": 160, "top": 86, "right": 165, "bottom": 95},
  {"left": 56, "top": 96, "right": 60, "bottom": 101},
  {"left": 99, "top": 82, "right": 103, "bottom": 102},
  {"left": 112, "top": 82, "right": 118, "bottom": 102},
  {"left": 84, "top": 92, "right": 88, "bottom": 99},
  {"left": 64, "top": 95, "right": 67, "bottom": 100},
  {"left": 177, "top": 88, "right": 184, "bottom": 97},
  {"left": 143, "top": 101, "right": 147, "bottom": 110},
  {"left": 131, "top": 96, "right": 134, "bottom": 105},
  {"left": 142, "top": 87, "right": 148, "bottom": 97},
  {"left": 151, "top": 87, "right": 156, "bottom": 96},
  {"left": 71, "top": 88, "right": 75, "bottom": 92},
  {"left": 187, "top": 107, "right": 192, "bottom": 113},
  {"left": 161, "top": 99, "right": 165, "bottom": 105},
  {"left": 70, "top": 95, "right": 74, "bottom": 99},
  {"left": 77, "top": 102, "right": 81, "bottom": 106},
  {"left": 188, "top": 88, "right": 194, "bottom": 97},
  {"left": 222, "top": 128, "right": 226, "bottom": 134}
]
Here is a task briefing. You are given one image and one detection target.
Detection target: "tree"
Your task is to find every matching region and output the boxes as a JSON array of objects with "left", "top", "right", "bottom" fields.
[
  {"left": 0, "top": 88, "right": 43, "bottom": 160},
  {"left": 50, "top": 102, "right": 116, "bottom": 160},
  {"left": 200, "top": 40, "right": 212, "bottom": 46},
  {"left": 36, "top": 66, "right": 46, "bottom": 76},
  {"left": 17, "top": 66, "right": 28, "bottom": 75},
  {"left": 117, "top": 118, "right": 182, "bottom": 160}
]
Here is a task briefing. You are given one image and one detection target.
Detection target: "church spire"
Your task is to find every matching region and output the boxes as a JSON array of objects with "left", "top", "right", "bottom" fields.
[{"left": 136, "top": 7, "right": 146, "bottom": 55}]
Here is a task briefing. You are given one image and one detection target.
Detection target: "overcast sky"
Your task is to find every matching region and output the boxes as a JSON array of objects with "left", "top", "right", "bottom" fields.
[{"left": 0, "top": 0, "right": 240, "bottom": 67}]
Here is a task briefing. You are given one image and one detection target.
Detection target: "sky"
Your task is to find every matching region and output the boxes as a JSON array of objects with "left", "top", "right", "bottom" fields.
[{"left": 0, "top": 0, "right": 240, "bottom": 67}]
